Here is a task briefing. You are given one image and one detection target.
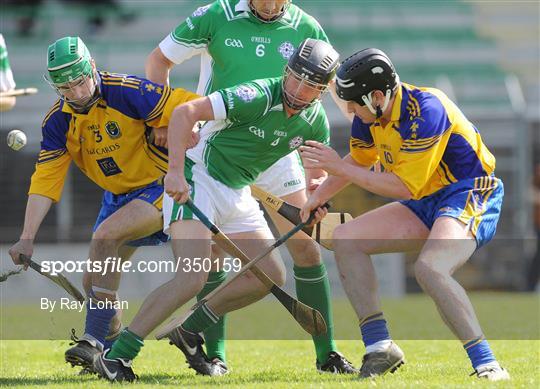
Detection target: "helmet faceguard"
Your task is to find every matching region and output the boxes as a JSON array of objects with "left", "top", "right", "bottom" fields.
[
  {"left": 248, "top": 0, "right": 291, "bottom": 23},
  {"left": 45, "top": 36, "right": 100, "bottom": 112},
  {"left": 336, "top": 48, "right": 399, "bottom": 117},
  {"left": 282, "top": 38, "right": 339, "bottom": 111},
  {"left": 282, "top": 65, "right": 328, "bottom": 110}
]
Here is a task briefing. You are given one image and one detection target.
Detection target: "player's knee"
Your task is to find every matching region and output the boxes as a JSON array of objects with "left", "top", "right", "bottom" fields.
[
  {"left": 332, "top": 223, "right": 359, "bottom": 241},
  {"left": 414, "top": 260, "right": 447, "bottom": 287},
  {"left": 273, "top": 267, "right": 286, "bottom": 287},
  {"left": 92, "top": 226, "right": 124, "bottom": 246},
  {"left": 288, "top": 239, "right": 321, "bottom": 266},
  {"left": 250, "top": 258, "right": 286, "bottom": 287},
  {"left": 174, "top": 270, "right": 207, "bottom": 294},
  {"left": 333, "top": 224, "right": 369, "bottom": 254}
]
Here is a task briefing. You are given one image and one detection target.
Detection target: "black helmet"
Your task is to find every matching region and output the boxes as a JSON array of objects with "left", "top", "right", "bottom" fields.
[
  {"left": 283, "top": 38, "right": 340, "bottom": 110},
  {"left": 336, "top": 48, "right": 399, "bottom": 110}
]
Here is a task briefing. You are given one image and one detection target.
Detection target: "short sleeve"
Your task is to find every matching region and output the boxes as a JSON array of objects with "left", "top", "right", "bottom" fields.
[
  {"left": 216, "top": 80, "right": 272, "bottom": 123},
  {"left": 29, "top": 104, "right": 72, "bottom": 202},
  {"left": 158, "top": 3, "right": 217, "bottom": 64},
  {"left": 349, "top": 116, "right": 379, "bottom": 167}
]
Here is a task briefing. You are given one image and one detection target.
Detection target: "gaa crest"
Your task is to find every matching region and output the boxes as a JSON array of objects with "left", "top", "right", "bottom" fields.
[
  {"left": 235, "top": 85, "right": 257, "bottom": 102},
  {"left": 105, "top": 121, "right": 122, "bottom": 139},
  {"left": 288, "top": 136, "right": 304, "bottom": 150},
  {"left": 278, "top": 42, "right": 295, "bottom": 60},
  {"left": 192, "top": 4, "right": 211, "bottom": 17}
]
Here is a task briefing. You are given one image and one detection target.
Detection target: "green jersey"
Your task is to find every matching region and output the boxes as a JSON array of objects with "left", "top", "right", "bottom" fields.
[
  {"left": 0, "top": 34, "right": 15, "bottom": 92},
  {"left": 159, "top": 0, "right": 328, "bottom": 94},
  {"left": 186, "top": 77, "right": 330, "bottom": 188}
]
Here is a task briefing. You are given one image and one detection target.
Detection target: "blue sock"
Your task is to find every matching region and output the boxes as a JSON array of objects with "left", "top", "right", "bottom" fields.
[
  {"left": 360, "top": 312, "right": 391, "bottom": 347},
  {"left": 464, "top": 337, "right": 495, "bottom": 369},
  {"left": 84, "top": 291, "right": 116, "bottom": 347}
]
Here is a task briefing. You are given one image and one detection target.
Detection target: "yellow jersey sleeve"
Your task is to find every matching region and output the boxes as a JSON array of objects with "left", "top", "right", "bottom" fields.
[
  {"left": 28, "top": 100, "right": 72, "bottom": 202},
  {"left": 148, "top": 87, "right": 201, "bottom": 128},
  {"left": 349, "top": 116, "right": 379, "bottom": 167},
  {"left": 29, "top": 151, "right": 72, "bottom": 202}
]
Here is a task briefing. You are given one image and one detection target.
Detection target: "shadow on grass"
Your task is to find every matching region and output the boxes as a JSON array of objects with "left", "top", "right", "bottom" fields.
[
  {"left": 0, "top": 371, "right": 358, "bottom": 387},
  {"left": 0, "top": 376, "right": 97, "bottom": 386}
]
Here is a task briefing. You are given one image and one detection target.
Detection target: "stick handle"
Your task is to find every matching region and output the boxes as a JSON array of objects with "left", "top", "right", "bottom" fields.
[{"left": 0, "top": 88, "right": 38, "bottom": 97}]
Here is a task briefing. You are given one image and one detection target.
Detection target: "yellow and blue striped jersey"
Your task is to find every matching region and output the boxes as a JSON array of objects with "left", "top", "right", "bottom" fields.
[
  {"left": 349, "top": 82, "right": 496, "bottom": 200},
  {"left": 29, "top": 71, "right": 199, "bottom": 201}
]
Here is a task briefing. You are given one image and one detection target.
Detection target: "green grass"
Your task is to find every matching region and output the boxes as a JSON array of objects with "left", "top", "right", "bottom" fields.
[
  {"left": 2, "top": 293, "right": 539, "bottom": 340},
  {"left": 1, "top": 293, "right": 538, "bottom": 387},
  {"left": 0, "top": 340, "right": 538, "bottom": 388}
]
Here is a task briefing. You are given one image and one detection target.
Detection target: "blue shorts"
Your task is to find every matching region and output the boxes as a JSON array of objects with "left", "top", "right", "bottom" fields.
[
  {"left": 400, "top": 176, "right": 504, "bottom": 248},
  {"left": 93, "top": 180, "right": 169, "bottom": 247}
]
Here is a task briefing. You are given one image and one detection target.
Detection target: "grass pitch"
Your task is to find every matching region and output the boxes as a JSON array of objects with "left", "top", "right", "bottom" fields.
[
  {"left": 0, "top": 340, "right": 538, "bottom": 388},
  {"left": 1, "top": 293, "right": 538, "bottom": 388}
]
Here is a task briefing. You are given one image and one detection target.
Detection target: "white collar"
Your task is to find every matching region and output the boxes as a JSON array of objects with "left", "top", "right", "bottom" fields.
[{"left": 235, "top": 0, "right": 249, "bottom": 13}]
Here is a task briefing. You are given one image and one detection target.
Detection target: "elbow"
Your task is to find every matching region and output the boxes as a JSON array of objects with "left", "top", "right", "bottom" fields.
[
  {"left": 145, "top": 48, "right": 173, "bottom": 78},
  {"left": 171, "top": 102, "right": 197, "bottom": 125}
]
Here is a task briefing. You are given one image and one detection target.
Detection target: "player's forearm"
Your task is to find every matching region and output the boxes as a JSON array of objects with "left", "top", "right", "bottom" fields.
[
  {"left": 145, "top": 47, "right": 173, "bottom": 86},
  {"left": 167, "top": 106, "right": 193, "bottom": 175},
  {"left": 310, "top": 174, "right": 351, "bottom": 205},
  {"left": 340, "top": 164, "right": 412, "bottom": 199},
  {"left": 20, "top": 194, "right": 53, "bottom": 240}
]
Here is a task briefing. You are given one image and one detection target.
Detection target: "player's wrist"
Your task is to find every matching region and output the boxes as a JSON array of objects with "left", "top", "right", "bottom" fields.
[{"left": 19, "top": 231, "right": 35, "bottom": 241}]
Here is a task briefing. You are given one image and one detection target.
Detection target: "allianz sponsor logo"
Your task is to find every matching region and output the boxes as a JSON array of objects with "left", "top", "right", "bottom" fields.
[
  {"left": 249, "top": 126, "right": 265, "bottom": 139},
  {"left": 225, "top": 38, "right": 244, "bottom": 48}
]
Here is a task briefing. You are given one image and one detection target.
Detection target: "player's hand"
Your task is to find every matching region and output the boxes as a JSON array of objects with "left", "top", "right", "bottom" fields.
[
  {"left": 187, "top": 130, "right": 200, "bottom": 149},
  {"left": 8, "top": 240, "right": 33, "bottom": 270},
  {"left": 299, "top": 141, "right": 344, "bottom": 176},
  {"left": 151, "top": 127, "right": 168, "bottom": 148},
  {"left": 164, "top": 172, "right": 190, "bottom": 204},
  {"left": 300, "top": 194, "right": 328, "bottom": 225}
]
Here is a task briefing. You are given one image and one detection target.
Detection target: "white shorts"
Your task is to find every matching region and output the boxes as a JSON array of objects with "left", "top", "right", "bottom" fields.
[
  {"left": 163, "top": 161, "right": 269, "bottom": 235},
  {"left": 255, "top": 152, "right": 306, "bottom": 197}
]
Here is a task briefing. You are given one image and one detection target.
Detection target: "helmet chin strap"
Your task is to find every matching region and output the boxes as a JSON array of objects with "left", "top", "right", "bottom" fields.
[{"left": 361, "top": 89, "right": 392, "bottom": 118}]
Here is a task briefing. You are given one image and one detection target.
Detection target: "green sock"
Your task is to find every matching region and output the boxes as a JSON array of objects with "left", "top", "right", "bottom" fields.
[
  {"left": 183, "top": 302, "right": 220, "bottom": 335},
  {"left": 197, "top": 271, "right": 227, "bottom": 362},
  {"left": 294, "top": 263, "right": 337, "bottom": 364},
  {"left": 106, "top": 328, "right": 144, "bottom": 361}
]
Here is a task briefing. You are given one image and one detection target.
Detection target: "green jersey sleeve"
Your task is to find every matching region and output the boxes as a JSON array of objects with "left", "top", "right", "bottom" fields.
[
  {"left": 159, "top": 2, "right": 221, "bottom": 64},
  {"left": 210, "top": 79, "right": 274, "bottom": 123}
]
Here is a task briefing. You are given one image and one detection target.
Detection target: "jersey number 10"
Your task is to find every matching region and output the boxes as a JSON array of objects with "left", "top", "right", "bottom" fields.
[{"left": 384, "top": 151, "right": 393, "bottom": 164}]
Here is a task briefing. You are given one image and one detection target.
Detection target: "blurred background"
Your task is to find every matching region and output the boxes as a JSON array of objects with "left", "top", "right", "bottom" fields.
[{"left": 0, "top": 0, "right": 539, "bottom": 307}]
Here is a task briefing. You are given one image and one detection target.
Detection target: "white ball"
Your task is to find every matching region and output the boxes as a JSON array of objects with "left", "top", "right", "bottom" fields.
[{"left": 7, "top": 129, "right": 27, "bottom": 151}]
